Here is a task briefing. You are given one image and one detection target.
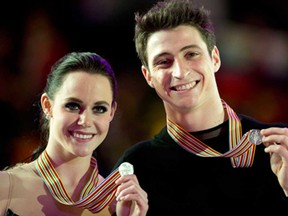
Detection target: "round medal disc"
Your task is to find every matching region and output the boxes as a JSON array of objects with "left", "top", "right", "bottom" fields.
[
  {"left": 119, "top": 162, "right": 134, "bottom": 176},
  {"left": 249, "top": 129, "right": 263, "bottom": 145}
]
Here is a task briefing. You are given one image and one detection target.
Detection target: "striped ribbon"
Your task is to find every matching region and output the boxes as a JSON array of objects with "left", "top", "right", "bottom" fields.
[
  {"left": 167, "top": 100, "right": 256, "bottom": 168},
  {"left": 35, "top": 150, "right": 121, "bottom": 213}
]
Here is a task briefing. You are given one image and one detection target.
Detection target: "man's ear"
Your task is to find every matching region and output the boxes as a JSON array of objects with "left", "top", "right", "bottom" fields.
[
  {"left": 141, "top": 65, "right": 154, "bottom": 88},
  {"left": 212, "top": 46, "right": 221, "bottom": 73},
  {"left": 41, "top": 93, "right": 52, "bottom": 118}
]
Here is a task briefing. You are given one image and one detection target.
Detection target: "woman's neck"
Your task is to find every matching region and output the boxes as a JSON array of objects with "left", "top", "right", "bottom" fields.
[
  {"left": 36, "top": 149, "right": 96, "bottom": 201},
  {"left": 45, "top": 147, "right": 93, "bottom": 187}
]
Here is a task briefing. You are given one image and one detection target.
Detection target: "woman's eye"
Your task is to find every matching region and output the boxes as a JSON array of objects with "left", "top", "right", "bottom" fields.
[
  {"left": 65, "top": 102, "right": 80, "bottom": 111},
  {"left": 93, "top": 106, "right": 108, "bottom": 114}
]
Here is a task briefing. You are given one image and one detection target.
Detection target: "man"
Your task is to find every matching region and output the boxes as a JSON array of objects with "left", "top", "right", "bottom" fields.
[{"left": 114, "top": 0, "right": 288, "bottom": 215}]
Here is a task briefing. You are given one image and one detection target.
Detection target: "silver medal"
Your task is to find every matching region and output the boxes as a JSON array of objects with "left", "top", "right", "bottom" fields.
[
  {"left": 248, "top": 129, "right": 263, "bottom": 145},
  {"left": 119, "top": 162, "right": 134, "bottom": 176}
]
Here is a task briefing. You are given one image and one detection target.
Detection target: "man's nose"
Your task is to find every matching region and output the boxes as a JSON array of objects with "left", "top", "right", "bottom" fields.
[{"left": 172, "top": 59, "right": 189, "bottom": 79}]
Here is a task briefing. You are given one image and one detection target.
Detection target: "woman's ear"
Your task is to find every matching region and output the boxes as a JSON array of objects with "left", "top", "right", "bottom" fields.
[
  {"left": 141, "top": 65, "right": 154, "bottom": 88},
  {"left": 109, "top": 102, "right": 117, "bottom": 122},
  {"left": 110, "top": 101, "right": 117, "bottom": 122},
  {"left": 41, "top": 93, "right": 52, "bottom": 118}
]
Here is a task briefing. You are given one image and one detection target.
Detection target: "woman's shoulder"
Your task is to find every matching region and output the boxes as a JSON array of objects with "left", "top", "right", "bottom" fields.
[
  {"left": 0, "top": 162, "right": 43, "bottom": 215},
  {"left": 0, "top": 169, "right": 10, "bottom": 195},
  {"left": 0, "top": 162, "right": 40, "bottom": 194},
  {"left": 2, "top": 163, "right": 35, "bottom": 178},
  {"left": 0, "top": 169, "right": 12, "bottom": 215},
  {"left": 0, "top": 162, "right": 35, "bottom": 194}
]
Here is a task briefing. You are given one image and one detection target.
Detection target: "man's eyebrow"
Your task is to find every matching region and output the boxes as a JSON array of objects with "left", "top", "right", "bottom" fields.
[
  {"left": 152, "top": 44, "right": 201, "bottom": 61},
  {"left": 180, "top": 44, "right": 201, "bottom": 52}
]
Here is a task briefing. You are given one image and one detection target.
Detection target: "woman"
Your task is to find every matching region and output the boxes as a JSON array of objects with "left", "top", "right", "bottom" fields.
[{"left": 0, "top": 52, "right": 148, "bottom": 216}]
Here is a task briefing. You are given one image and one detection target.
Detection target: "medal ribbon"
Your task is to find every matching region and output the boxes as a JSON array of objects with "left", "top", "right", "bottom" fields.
[
  {"left": 167, "top": 100, "right": 256, "bottom": 168},
  {"left": 35, "top": 150, "right": 121, "bottom": 213}
]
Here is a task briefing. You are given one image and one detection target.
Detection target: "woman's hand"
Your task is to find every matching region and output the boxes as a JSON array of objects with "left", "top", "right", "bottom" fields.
[{"left": 114, "top": 174, "right": 148, "bottom": 216}]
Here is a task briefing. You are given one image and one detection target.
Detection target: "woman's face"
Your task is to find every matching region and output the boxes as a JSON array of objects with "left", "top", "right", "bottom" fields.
[{"left": 42, "top": 71, "right": 116, "bottom": 158}]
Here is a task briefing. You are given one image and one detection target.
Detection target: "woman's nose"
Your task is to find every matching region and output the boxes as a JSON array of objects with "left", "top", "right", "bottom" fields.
[{"left": 78, "top": 111, "right": 92, "bottom": 127}]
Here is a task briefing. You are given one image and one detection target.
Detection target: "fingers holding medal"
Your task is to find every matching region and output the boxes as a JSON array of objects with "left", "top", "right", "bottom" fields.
[{"left": 260, "top": 127, "right": 288, "bottom": 158}]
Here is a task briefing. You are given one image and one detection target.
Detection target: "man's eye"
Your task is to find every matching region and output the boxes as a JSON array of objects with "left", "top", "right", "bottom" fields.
[
  {"left": 156, "top": 59, "right": 170, "bottom": 65},
  {"left": 157, "top": 60, "right": 167, "bottom": 65},
  {"left": 93, "top": 106, "right": 108, "bottom": 114},
  {"left": 65, "top": 102, "right": 80, "bottom": 111},
  {"left": 186, "top": 52, "right": 199, "bottom": 58},
  {"left": 155, "top": 59, "right": 173, "bottom": 69}
]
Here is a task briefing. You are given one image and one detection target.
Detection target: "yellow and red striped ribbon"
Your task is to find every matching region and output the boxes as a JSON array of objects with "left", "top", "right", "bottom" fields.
[
  {"left": 167, "top": 100, "right": 256, "bottom": 168},
  {"left": 35, "top": 150, "right": 121, "bottom": 213}
]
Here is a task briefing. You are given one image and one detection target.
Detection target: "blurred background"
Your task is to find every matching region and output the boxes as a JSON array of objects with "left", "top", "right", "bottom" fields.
[{"left": 0, "top": 0, "right": 287, "bottom": 175}]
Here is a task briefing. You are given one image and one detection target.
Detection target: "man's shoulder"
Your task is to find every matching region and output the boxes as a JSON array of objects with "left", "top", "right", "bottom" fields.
[
  {"left": 239, "top": 113, "right": 288, "bottom": 128},
  {"left": 129, "top": 126, "right": 169, "bottom": 150},
  {"left": 125, "top": 139, "right": 154, "bottom": 153}
]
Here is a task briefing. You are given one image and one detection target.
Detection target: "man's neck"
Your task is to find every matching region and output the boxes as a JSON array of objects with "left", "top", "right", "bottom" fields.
[{"left": 165, "top": 98, "right": 226, "bottom": 132}]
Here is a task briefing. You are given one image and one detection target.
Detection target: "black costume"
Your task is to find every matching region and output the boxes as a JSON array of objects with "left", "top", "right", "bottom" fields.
[
  {"left": 113, "top": 114, "right": 288, "bottom": 215},
  {"left": 5, "top": 209, "right": 18, "bottom": 216}
]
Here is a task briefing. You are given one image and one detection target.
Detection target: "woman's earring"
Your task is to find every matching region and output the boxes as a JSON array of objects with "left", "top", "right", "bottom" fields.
[{"left": 44, "top": 111, "right": 51, "bottom": 120}]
